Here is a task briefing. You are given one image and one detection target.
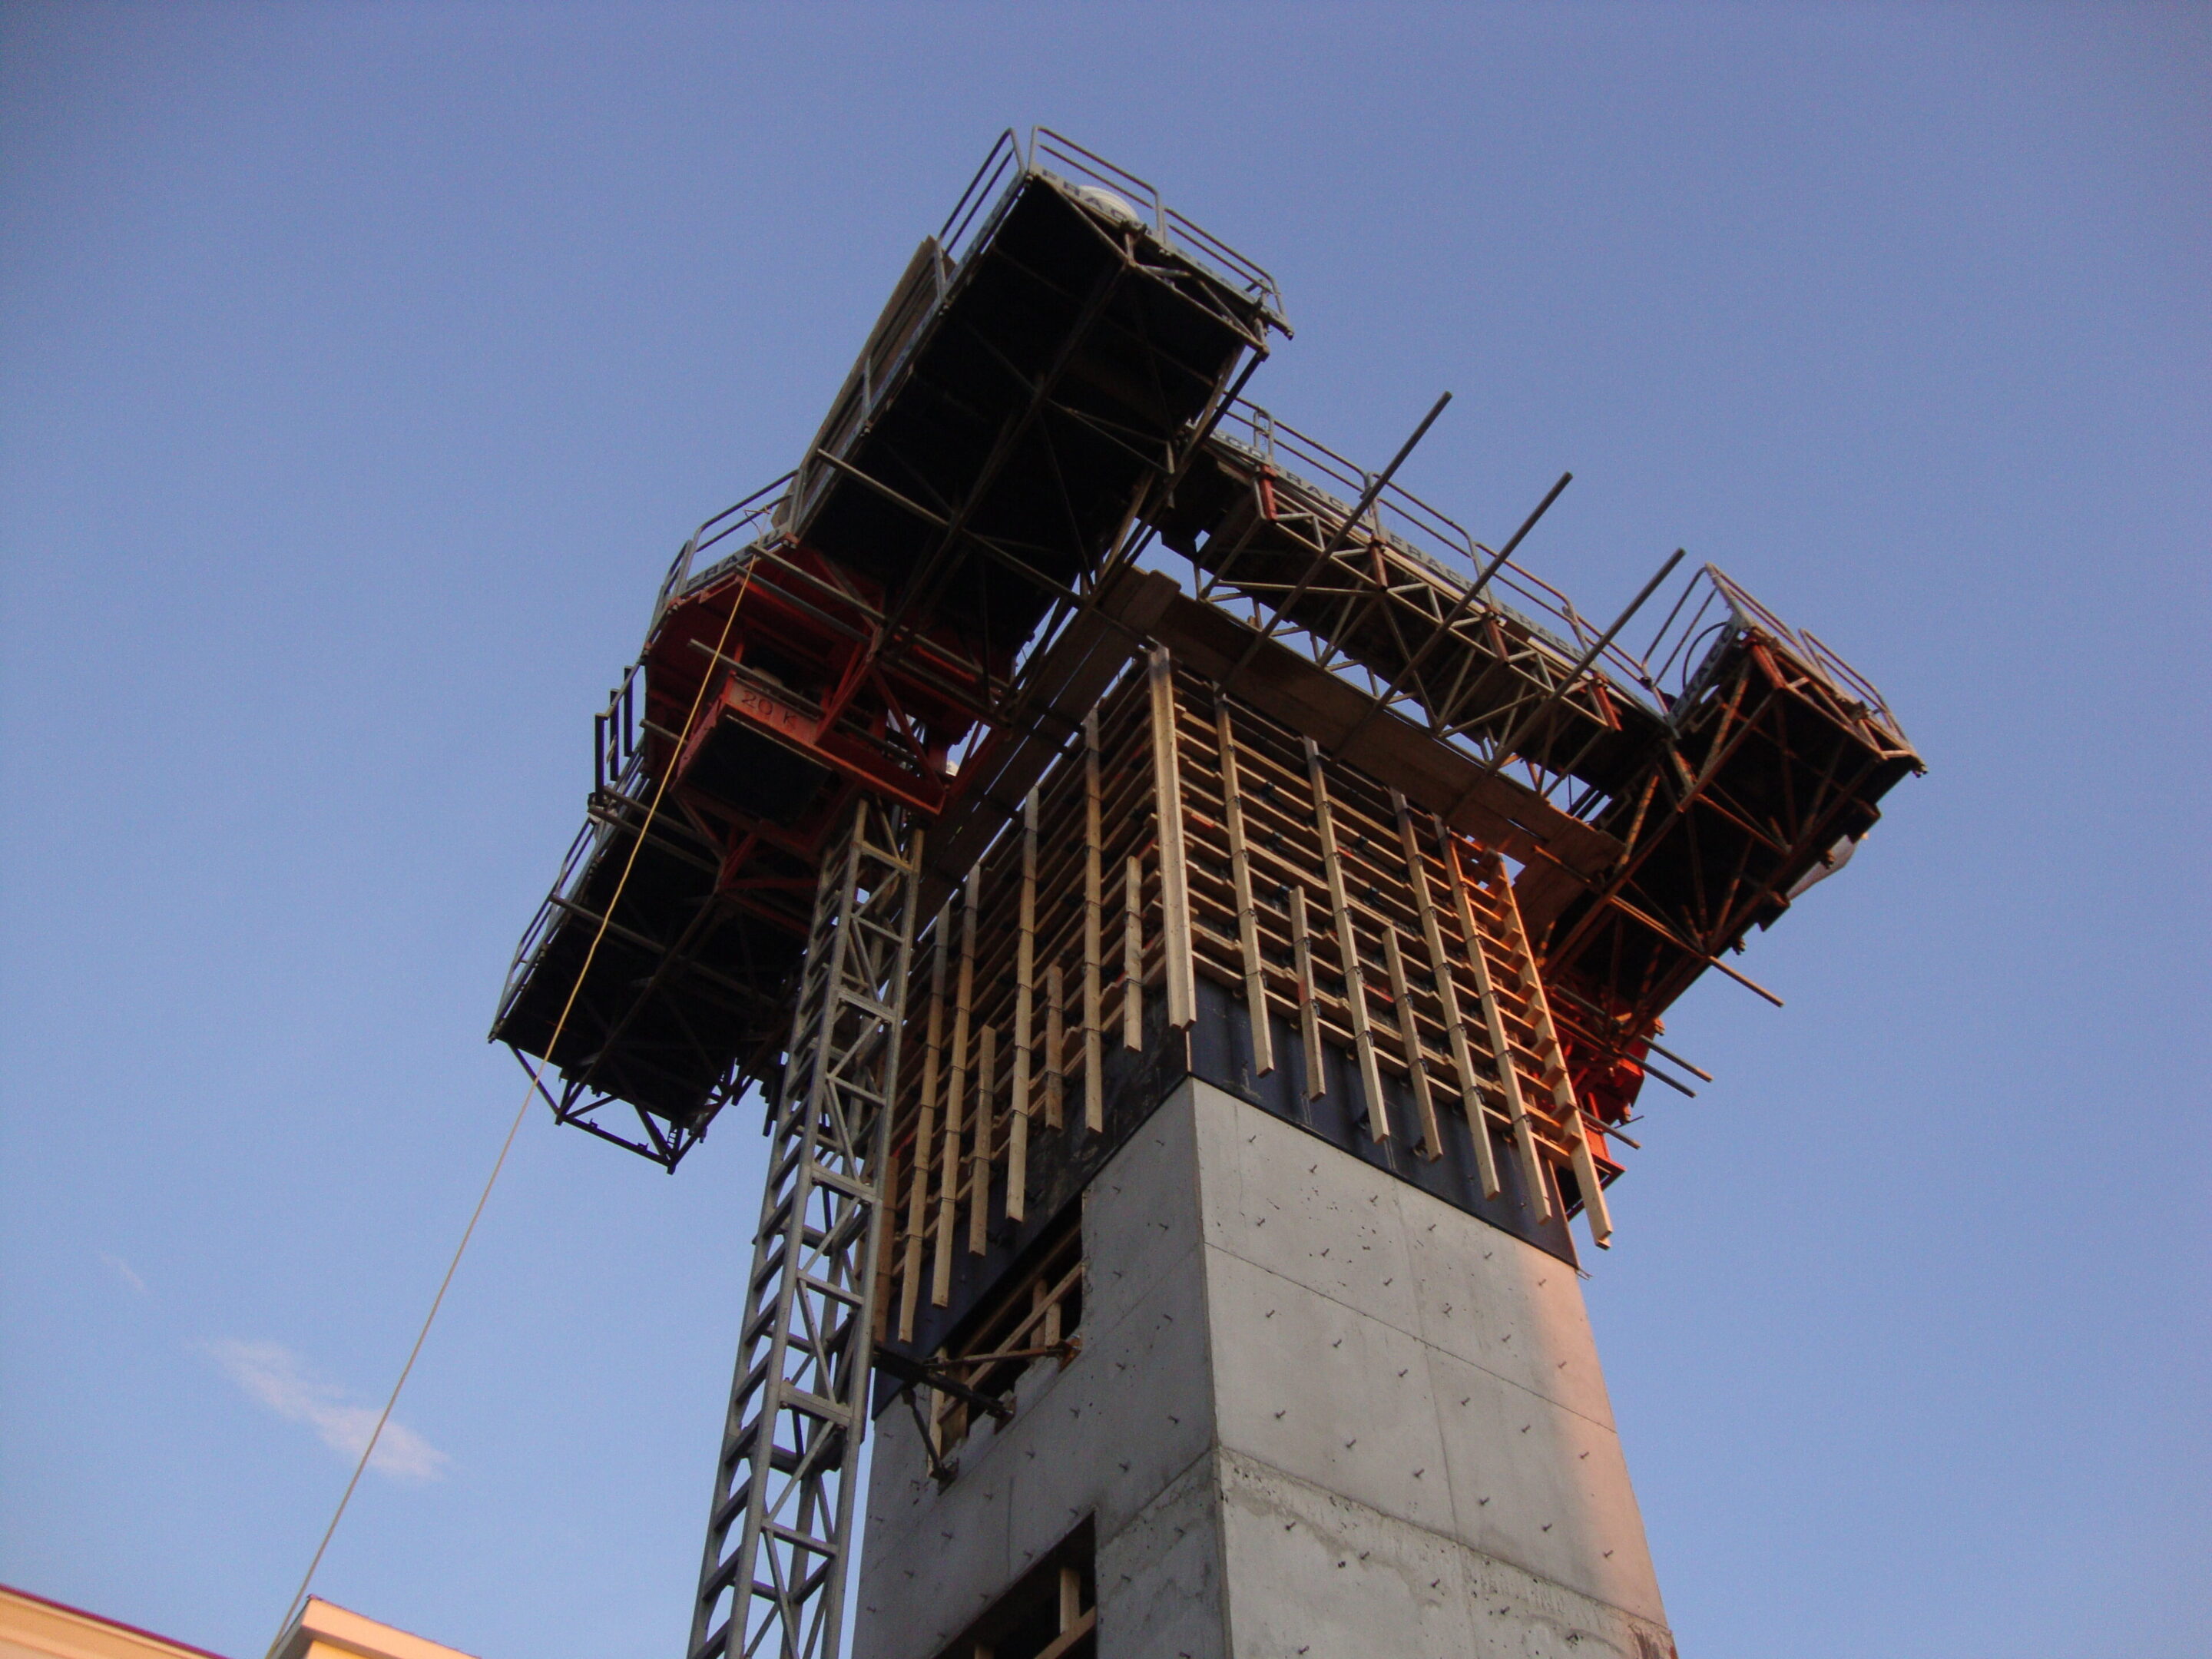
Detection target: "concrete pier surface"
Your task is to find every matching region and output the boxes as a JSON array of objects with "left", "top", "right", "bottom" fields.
[{"left": 855, "top": 1078, "right": 1675, "bottom": 1659}]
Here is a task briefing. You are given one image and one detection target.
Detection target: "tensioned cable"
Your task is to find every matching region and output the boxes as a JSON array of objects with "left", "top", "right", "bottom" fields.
[{"left": 263, "top": 554, "right": 761, "bottom": 1659}]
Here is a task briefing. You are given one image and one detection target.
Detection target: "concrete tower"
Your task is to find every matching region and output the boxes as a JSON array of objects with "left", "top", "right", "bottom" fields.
[
  {"left": 848, "top": 663, "right": 1694, "bottom": 1659},
  {"left": 856, "top": 1075, "right": 1672, "bottom": 1659}
]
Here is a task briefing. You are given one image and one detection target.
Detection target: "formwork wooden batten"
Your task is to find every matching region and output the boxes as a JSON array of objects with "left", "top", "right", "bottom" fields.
[{"left": 874, "top": 657, "right": 1622, "bottom": 1346}]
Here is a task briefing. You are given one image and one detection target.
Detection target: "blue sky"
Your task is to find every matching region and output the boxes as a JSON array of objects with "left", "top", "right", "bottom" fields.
[{"left": 2, "top": 5, "right": 2205, "bottom": 1657}]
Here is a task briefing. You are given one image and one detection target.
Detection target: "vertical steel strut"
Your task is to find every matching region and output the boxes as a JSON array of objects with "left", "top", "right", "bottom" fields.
[{"left": 689, "top": 797, "right": 920, "bottom": 1659}]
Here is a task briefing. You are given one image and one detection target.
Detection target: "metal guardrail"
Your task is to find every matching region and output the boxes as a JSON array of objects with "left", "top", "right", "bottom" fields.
[
  {"left": 1638, "top": 563, "right": 1911, "bottom": 746},
  {"left": 786, "top": 127, "right": 1285, "bottom": 558},
  {"left": 942, "top": 127, "right": 1285, "bottom": 320},
  {"left": 1205, "top": 401, "right": 1666, "bottom": 710},
  {"left": 496, "top": 478, "right": 801, "bottom": 1029},
  {"left": 647, "top": 474, "right": 793, "bottom": 638},
  {"left": 493, "top": 772, "right": 628, "bottom": 1031},
  {"left": 1203, "top": 398, "right": 1907, "bottom": 748}
]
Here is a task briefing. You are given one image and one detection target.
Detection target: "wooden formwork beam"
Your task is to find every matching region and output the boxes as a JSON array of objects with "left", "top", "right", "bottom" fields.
[
  {"left": 1290, "top": 884, "right": 1325, "bottom": 1096},
  {"left": 1148, "top": 648, "right": 1197, "bottom": 1029},
  {"left": 1398, "top": 793, "right": 1502, "bottom": 1198},
  {"left": 1214, "top": 696, "right": 1274, "bottom": 1075},
  {"left": 1445, "top": 831, "right": 1553, "bottom": 1221},
  {"left": 1306, "top": 737, "right": 1388, "bottom": 1140},
  {"left": 1122, "top": 853, "right": 1144, "bottom": 1051},
  {"left": 901, "top": 902, "right": 950, "bottom": 1340},
  {"left": 971, "top": 1022, "right": 995, "bottom": 1252},
  {"left": 1380, "top": 926, "right": 1442, "bottom": 1157},
  {"left": 1044, "top": 961, "right": 1065, "bottom": 1131},
  {"left": 1485, "top": 848, "right": 1610, "bottom": 1248},
  {"left": 1082, "top": 712, "right": 1104, "bottom": 1133},
  {"left": 1009, "top": 790, "right": 1038, "bottom": 1224},
  {"left": 1015, "top": 792, "right": 1038, "bottom": 1112},
  {"left": 935, "top": 876, "right": 979, "bottom": 1302},
  {"left": 1005, "top": 1031, "right": 1027, "bottom": 1224}
]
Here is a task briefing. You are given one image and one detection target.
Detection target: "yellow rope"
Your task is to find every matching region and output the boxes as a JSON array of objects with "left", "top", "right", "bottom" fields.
[{"left": 266, "top": 555, "right": 761, "bottom": 1656}]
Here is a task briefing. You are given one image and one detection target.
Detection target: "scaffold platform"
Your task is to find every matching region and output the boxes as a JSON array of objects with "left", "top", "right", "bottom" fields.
[{"left": 492, "top": 133, "right": 1283, "bottom": 1164}]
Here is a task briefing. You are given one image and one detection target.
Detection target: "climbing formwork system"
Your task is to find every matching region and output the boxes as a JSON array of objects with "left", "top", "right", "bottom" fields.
[{"left": 488, "top": 129, "right": 1920, "bottom": 1659}]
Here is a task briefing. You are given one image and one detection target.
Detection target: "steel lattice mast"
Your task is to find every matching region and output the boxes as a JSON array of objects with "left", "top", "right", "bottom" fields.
[{"left": 689, "top": 799, "right": 919, "bottom": 1659}]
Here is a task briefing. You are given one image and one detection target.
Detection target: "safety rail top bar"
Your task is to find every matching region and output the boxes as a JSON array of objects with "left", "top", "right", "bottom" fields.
[
  {"left": 493, "top": 780, "right": 633, "bottom": 1025},
  {"left": 646, "top": 473, "right": 795, "bottom": 640},
  {"left": 1647, "top": 565, "right": 1912, "bottom": 745},
  {"left": 1704, "top": 568, "right": 1906, "bottom": 732},
  {"left": 941, "top": 127, "right": 1286, "bottom": 321}
]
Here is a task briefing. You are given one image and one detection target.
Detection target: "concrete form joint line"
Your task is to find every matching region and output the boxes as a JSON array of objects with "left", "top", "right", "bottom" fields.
[
  {"left": 1212, "top": 1444, "right": 1658, "bottom": 1630},
  {"left": 1077, "top": 1233, "right": 1207, "bottom": 1354},
  {"left": 1200, "top": 1243, "right": 1622, "bottom": 1437}
]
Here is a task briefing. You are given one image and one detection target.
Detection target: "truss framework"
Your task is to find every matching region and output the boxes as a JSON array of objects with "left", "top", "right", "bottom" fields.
[
  {"left": 1165, "top": 406, "right": 1653, "bottom": 794},
  {"left": 689, "top": 797, "right": 919, "bottom": 1659},
  {"left": 1152, "top": 401, "right": 1921, "bottom": 1062}
]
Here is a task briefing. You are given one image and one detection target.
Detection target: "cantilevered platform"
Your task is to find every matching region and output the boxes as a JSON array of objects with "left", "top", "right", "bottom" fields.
[
  {"left": 492, "top": 133, "right": 1283, "bottom": 1164},
  {"left": 1151, "top": 405, "right": 1922, "bottom": 1116}
]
